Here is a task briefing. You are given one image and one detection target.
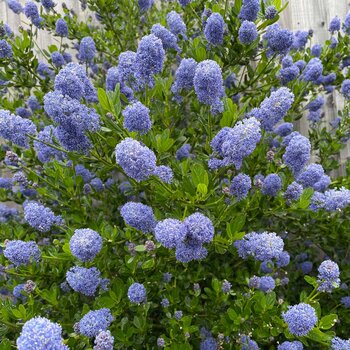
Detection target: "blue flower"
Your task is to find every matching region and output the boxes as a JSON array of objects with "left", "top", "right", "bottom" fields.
[
  {"left": 252, "top": 87, "right": 294, "bottom": 131},
  {"left": 274, "top": 122, "right": 293, "bottom": 137},
  {"left": 69, "top": 228, "right": 102, "bottom": 262},
  {"left": 184, "top": 212, "right": 214, "bottom": 244},
  {"left": 278, "top": 341, "right": 303, "bottom": 350},
  {"left": 261, "top": 173, "right": 281, "bottom": 197},
  {"left": 138, "top": 0, "right": 153, "bottom": 12},
  {"left": 17, "top": 317, "right": 67, "bottom": 350},
  {"left": 311, "top": 44, "right": 322, "bottom": 57},
  {"left": 279, "top": 64, "right": 300, "bottom": 85},
  {"left": 79, "top": 36, "right": 96, "bottom": 62},
  {"left": 301, "top": 58, "right": 323, "bottom": 83},
  {"left": 78, "top": 309, "right": 113, "bottom": 338},
  {"left": 178, "top": 0, "right": 191, "bottom": 6},
  {"left": 341, "top": 297, "right": 350, "bottom": 308},
  {"left": 154, "top": 165, "right": 173, "bottom": 184},
  {"left": 155, "top": 218, "right": 187, "bottom": 248},
  {"left": 283, "top": 134, "right": 311, "bottom": 175},
  {"left": 210, "top": 117, "right": 261, "bottom": 169},
  {"left": 331, "top": 337, "right": 350, "bottom": 350},
  {"left": 282, "top": 303, "right": 317, "bottom": 336},
  {"left": 134, "top": 34, "right": 165, "bottom": 88},
  {"left": 117, "top": 51, "right": 137, "bottom": 83},
  {"left": 151, "top": 24, "right": 181, "bottom": 52},
  {"left": 297, "top": 163, "right": 324, "bottom": 188},
  {"left": 23, "top": 201, "right": 62, "bottom": 232},
  {"left": 284, "top": 181, "right": 303, "bottom": 203},
  {"left": 239, "top": 21, "right": 258, "bottom": 45},
  {"left": 13, "top": 284, "right": 27, "bottom": 301},
  {"left": 313, "top": 175, "right": 330, "bottom": 192},
  {"left": 0, "top": 109, "right": 36, "bottom": 148},
  {"left": 239, "top": 0, "right": 260, "bottom": 22},
  {"left": 194, "top": 60, "right": 225, "bottom": 114},
  {"left": 317, "top": 260, "right": 340, "bottom": 292},
  {"left": 0, "top": 177, "right": 12, "bottom": 190},
  {"left": 176, "top": 143, "right": 192, "bottom": 160},
  {"left": 240, "top": 335, "right": 259, "bottom": 350},
  {"left": 66, "top": 266, "right": 101, "bottom": 296},
  {"left": 175, "top": 241, "right": 208, "bottom": 263},
  {"left": 24, "top": 1, "right": 39, "bottom": 21},
  {"left": 120, "top": 201, "right": 156, "bottom": 233},
  {"left": 167, "top": 11, "right": 187, "bottom": 39},
  {"left": 310, "top": 187, "right": 350, "bottom": 211},
  {"left": 222, "top": 280, "right": 232, "bottom": 293},
  {"left": 341, "top": 79, "right": 350, "bottom": 99},
  {"left": 115, "top": 138, "right": 157, "bottom": 182},
  {"left": 329, "top": 16, "right": 341, "bottom": 33},
  {"left": 265, "top": 6, "right": 277, "bottom": 20},
  {"left": 264, "top": 24, "right": 293, "bottom": 55},
  {"left": 128, "top": 282, "right": 146, "bottom": 303},
  {"left": 41, "top": 0, "right": 55, "bottom": 10},
  {"left": 55, "top": 18, "right": 68, "bottom": 37},
  {"left": 122, "top": 101, "right": 151, "bottom": 134},
  {"left": 230, "top": 173, "right": 251, "bottom": 200},
  {"left": 291, "top": 30, "right": 309, "bottom": 50},
  {"left": 4, "top": 240, "right": 40, "bottom": 266},
  {"left": 37, "top": 62, "right": 54, "bottom": 78},
  {"left": 94, "top": 330, "right": 114, "bottom": 350},
  {"left": 7, "top": 0, "right": 23, "bottom": 14},
  {"left": 27, "top": 95, "right": 41, "bottom": 111},
  {"left": 204, "top": 13, "right": 225, "bottom": 46},
  {"left": 235, "top": 231, "right": 284, "bottom": 261},
  {"left": 258, "top": 276, "right": 275, "bottom": 292},
  {"left": 172, "top": 58, "right": 197, "bottom": 98},
  {"left": 0, "top": 39, "right": 13, "bottom": 59},
  {"left": 34, "top": 125, "right": 65, "bottom": 163},
  {"left": 157, "top": 338, "right": 166, "bottom": 348},
  {"left": 51, "top": 51, "right": 65, "bottom": 67},
  {"left": 200, "top": 337, "right": 218, "bottom": 350}
]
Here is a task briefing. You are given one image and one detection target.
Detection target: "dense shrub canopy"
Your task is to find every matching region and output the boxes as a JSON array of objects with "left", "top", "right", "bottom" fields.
[{"left": 1, "top": 0, "right": 350, "bottom": 349}]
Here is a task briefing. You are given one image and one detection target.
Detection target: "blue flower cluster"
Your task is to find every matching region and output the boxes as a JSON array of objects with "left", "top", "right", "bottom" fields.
[
  {"left": 252, "top": 87, "right": 294, "bottom": 131},
  {"left": 282, "top": 303, "right": 317, "bottom": 336},
  {"left": 230, "top": 173, "right": 251, "bottom": 200},
  {"left": 310, "top": 187, "right": 350, "bottom": 211},
  {"left": 194, "top": 60, "right": 225, "bottom": 114},
  {"left": 17, "top": 317, "right": 68, "bottom": 350},
  {"left": 278, "top": 341, "right": 303, "bottom": 350},
  {"left": 122, "top": 101, "right": 151, "bottom": 134},
  {"left": 238, "top": 21, "right": 258, "bottom": 45},
  {"left": 115, "top": 138, "right": 172, "bottom": 183},
  {"left": 204, "top": 13, "right": 225, "bottom": 46},
  {"left": 166, "top": 11, "right": 187, "bottom": 39},
  {"left": 94, "top": 330, "right": 114, "bottom": 350},
  {"left": 23, "top": 201, "right": 62, "bottom": 232},
  {"left": 151, "top": 24, "right": 181, "bottom": 52},
  {"left": 24, "top": 1, "right": 43, "bottom": 27},
  {"left": 128, "top": 282, "right": 147, "bottom": 303},
  {"left": 264, "top": 24, "right": 293, "bottom": 55},
  {"left": 235, "top": 231, "right": 285, "bottom": 262},
  {"left": 69, "top": 228, "right": 102, "bottom": 262},
  {"left": 238, "top": 0, "right": 260, "bottom": 22},
  {"left": 79, "top": 36, "right": 96, "bottom": 62},
  {"left": 4, "top": 240, "right": 40, "bottom": 266},
  {"left": 155, "top": 212, "right": 214, "bottom": 263},
  {"left": 66, "top": 266, "right": 101, "bottom": 296},
  {"left": 0, "top": 109, "right": 36, "bottom": 148},
  {"left": 78, "top": 308, "right": 113, "bottom": 338},
  {"left": 317, "top": 260, "right": 340, "bottom": 292},
  {"left": 172, "top": 58, "right": 197, "bottom": 101},
  {"left": 120, "top": 201, "right": 156, "bottom": 233},
  {"left": 210, "top": 117, "right": 261, "bottom": 170}
]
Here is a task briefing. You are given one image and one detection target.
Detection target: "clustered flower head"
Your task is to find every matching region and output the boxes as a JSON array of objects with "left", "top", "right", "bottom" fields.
[
  {"left": 122, "top": 101, "right": 151, "bottom": 134},
  {"left": 278, "top": 341, "right": 303, "bottom": 350},
  {"left": 151, "top": 24, "right": 181, "bottom": 52},
  {"left": 115, "top": 138, "right": 172, "bottom": 183},
  {"left": 171, "top": 58, "right": 197, "bottom": 100},
  {"left": 3, "top": 240, "right": 40, "bottom": 266},
  {"left": 251, "top": 87, "right": 294, "bottom": 131},
  {"left": 204, "top": 13, "right": 225, "bottom": 46},
  {"left": 261, "top": 173, "right": 282, "bottom": 197},
  {"left": 209, "top": 117, "right": 261, "bottom": 170},
  {"left": 134, "top": 34, "right": 165, "bottom": 88},
  {"left": 69, "top": 228, "right": 102, "bottom": 262},
  {"left": 78, "top": 308, "right": 113, "bottom": 338},
  {"left": 234, "top": 231, "right": 285, "bottom": 262},
  {"left": 282, "top": 303, "right": 317, "bottom": 336},
  {"left": 155, "top": 212, "right": 214, "bottom": 263},
  {"left": 128, "top": 282, "right": 147, "bottom": 303},
  {"left": 0, "top": 109, "right": 36, "bottom": 148},
  {"left": 193, "top": 59, "right": 225, "bottom": 114},
  {"left": 230, "top": 173, "right": 251, "bottom": 200},
  {"left": 238, "top": 0, "right": 260, "bottom": 22},
  {"left": 55, "top": 18, "right": 68, "bottom": 37},
  {"left": 79, "top": 36, "right": 96, "bottom": 62},
  {"left": 317, "top": 259, "right": 340, "bottom": 292},
  {"left": 331, "top": 337, "right": 350, "bottom": 350},
  {"left": 238, "top": 21, "right": 258, "bottom": 45},
  {"left": 310, "top": 187, "right": 350, "bottom": 211},
  {"left": 0, "top": 39, "right": 13, "bottom": 59},
  {"left": 17, "top": 317, "right": 68, "bottom": 350},
  {"left": 166, "top": 11, "right": 187, "bottom": 39},
  {"left": 264, "top": 24, "right": 294, "bottom": 55},
  {"left": 66, "top": 266, "right": 101, "bottom": 296},
  {"left": 240, "top": 335, "right": 259, "bottom": 350},
  {"left": 120, "top": 201, "right": 156, "bottom": 233},
  {"left": 23, "top": 201, "right": 62, "bottom": 232},
  {"left": 94, "top": 330, "right": 114, "bottom": 350},
  {"left": 283, "top": 134, "right": 311, "bottom": 175}
]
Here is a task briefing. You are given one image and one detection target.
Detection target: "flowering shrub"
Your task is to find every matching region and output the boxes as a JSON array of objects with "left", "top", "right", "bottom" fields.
[{"left": 1, "top": 0, "right": 350, "bottom": 348}]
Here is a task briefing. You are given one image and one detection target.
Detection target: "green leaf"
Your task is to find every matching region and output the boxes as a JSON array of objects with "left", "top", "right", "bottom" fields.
[
  {"left": 307, "top": 328, "right": 334, "bottom": 343},
  {"left": 0, "top": 339, "right": 11, "bottom": 350},
  {"left": 191, "top": 164, "right": 209, "bottom": 187},
  {"left": 227, "top": 308, "right": 238, "bottom": 321},
  {"left": 298, "top": 188, "right": 314, "bottom": 209},
  {"left": 196, "top": 183, "right": 208, "bottom": 196},
  {"left": 319, "top": 314, "right": 338, "bottom": 330},
  {"left": 304, "top": 275, "right": 318, "bottom": 288},
  {"left": 227, "top": 214, "right": 246, "bottom": 236},
  {"left": 135, "top": 245, "right": 146, "bottom": 252},
  {"left": 142, "top": 258, "right": 155, "bottom": 269},
  {"left": 98, "top": 88, "right": 110, "bottom": 111}
]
